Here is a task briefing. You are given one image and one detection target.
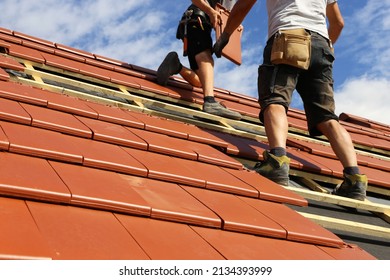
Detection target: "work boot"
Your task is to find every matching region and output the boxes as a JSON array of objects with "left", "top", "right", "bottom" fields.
[
  {"left": 203, "top": 101, "right": 242, "bottom": 120},
  {"left": 332, "top": 173, "right": 367, "bottom": 201},
  {"left": 254, "top": 150, "right": 290, "bottom": 186},
  {"left": 156, "top": 51, "right": 182, "bottom": 86}
]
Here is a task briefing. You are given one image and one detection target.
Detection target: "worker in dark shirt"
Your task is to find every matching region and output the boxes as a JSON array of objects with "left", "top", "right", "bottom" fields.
[{"left": 156, "top": 0, "right": 241, "bottom": 120}]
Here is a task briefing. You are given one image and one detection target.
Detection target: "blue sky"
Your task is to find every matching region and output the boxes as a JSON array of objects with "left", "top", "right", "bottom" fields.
[{"left": 1, "top": 0, "right": 389, "bottom": 124}]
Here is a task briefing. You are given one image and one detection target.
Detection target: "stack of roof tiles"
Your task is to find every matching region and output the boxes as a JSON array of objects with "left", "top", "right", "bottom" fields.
[{"left": 1, "top": 26, "right": 388, "bottom": 260}]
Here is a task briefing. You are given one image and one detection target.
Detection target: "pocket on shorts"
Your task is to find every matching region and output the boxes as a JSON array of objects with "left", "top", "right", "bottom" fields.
[{"left": 258, "top": 64, "right": 275, "bottom": 101}]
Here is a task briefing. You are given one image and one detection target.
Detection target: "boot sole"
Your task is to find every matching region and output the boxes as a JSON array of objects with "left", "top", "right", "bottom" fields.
[{"left": 156, "top": 52, "right": 178, "bottom": 86}]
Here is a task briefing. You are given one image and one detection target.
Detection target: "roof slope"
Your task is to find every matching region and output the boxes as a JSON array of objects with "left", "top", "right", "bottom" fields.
[{"left": 0, "top": 26, "right": 388, "bottom": 260}]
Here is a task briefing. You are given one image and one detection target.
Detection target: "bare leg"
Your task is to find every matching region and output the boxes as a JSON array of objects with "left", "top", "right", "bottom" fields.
[
  {"left": 194, "top": 49, "right": 215, "bottom": 97},
  {"left": 317, "top": 119, "right": 358, "bottom": 168},
  {"left": 263, "top": 104, "right": 289, "bottom": 149},
  {"left": 179, "top": 66, "right": 202, "bottom": 88}
]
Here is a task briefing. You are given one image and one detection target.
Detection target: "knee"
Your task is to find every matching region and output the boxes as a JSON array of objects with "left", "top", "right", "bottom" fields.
[
  {"left": 316, "top": 119, "right": 341, "bottom": 136},
  {"left": 195, "top": 50, "right": 213, "bottom": 65}
]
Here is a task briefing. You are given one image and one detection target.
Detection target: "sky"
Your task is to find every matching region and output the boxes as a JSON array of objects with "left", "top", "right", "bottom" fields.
[{"left": 1, "top": 0, "right": 389, "bottom": 125}]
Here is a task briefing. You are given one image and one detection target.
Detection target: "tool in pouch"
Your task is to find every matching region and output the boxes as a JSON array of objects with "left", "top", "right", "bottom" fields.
[
  {"left": 271, "top": 29, "right": 311, "bottom": 70},
  {"left": 182, "top": 9, "right": 193, "bottom": 56}
]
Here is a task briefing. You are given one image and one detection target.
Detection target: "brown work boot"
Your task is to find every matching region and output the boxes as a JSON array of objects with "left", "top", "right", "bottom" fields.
[
  {"left": 254, "top": 150, "right": 290, "bottom": 186},
  {"left": 332, "top": 173, "right": 367, "bottom": 201},
  {"left": 156, "top": 52, "right": 182, "bottom": 86}
]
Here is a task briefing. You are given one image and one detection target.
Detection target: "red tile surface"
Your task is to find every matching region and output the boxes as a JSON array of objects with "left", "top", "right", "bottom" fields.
[
  {"left": 129, "top": 111, "right": 228, "bottom": 148},
  {"left": 224, "top": 168, "right": 308, "bottom": 206},
  {"left": 189, "top": 140, "right": 243, "bottom": 169},
  {"left": 319, "top": 244, "right": 377, "bottom": 260},
  {"left": 130, "top": 112, "right": 188, "bottom": 139},
  {"left": 44, "top": 91, "right": 98, "bottom": 118},
  {"left": 41, "top": 51, "right": 81, "bottom": 72},
  {"left": 350, "top": 131, "right": 390, "bottom": 151},
  {"left": 0, "top": 98, "right": 31, "bottom": 125},
  {"left": 54, "top": 48, "right": 86, "bottom": 62},
  {"left": 187, "top": 127, "right": 229, "bottom": 148},
  {"left": 184, "top": 186, "right": 286, "bottom": 238},
  {"left": 0, "top": 121, "right": 83, "bottom": 163},
  {"left": 360, "top": 165, "right": 390, "bottom": 188},
  {"left": 55, "top": 43, "right": 94, "bottom": 59},
  {"left": 76, "top": 116, "right": 147, "bottom": 149},
  {"left": 50, "top": 161, "right": 151, "bottom": 215},
  {"left": 27, "top": 201, "right": 149, "bottom": 260},
  {"left": 0, "top": 38, "right": 12, "bottom": 49},
  {"left": 126, "top": 147, "right": 206, "bottom": 187},
  {"left": 0, "top": 197, "right": 52, "bottom": 260},
  {"left": 287, "top": 148, "right": 334, "bottom": 176},
  {"left": 73, "top": 137, "right": 148, "bottom": 176},
  {"left": 185, "top": 160, "right": 259, "bottom": 197},
  {"left": 14, "top": 31, "right": 55, "bottom": 48},
  {"left": 287, "top": 137, "right": 337, "bottom": 159},
  {"left": 21, "top": 103, "right": 92, "bottom": 138},
  {"left": 127, "top": 126, "right": 198, "bottom": 160},
  {"left": 0, "top": 55, "right": 25, "bottom": 71},
  {"left": 0, "top": 125, "right": 9, "bottom": 150},
  {"left": 240, "top": 197, "right": 343, "bottom": 247},
  {"left": 8, "top": 43, "right": 45, "bottom": 63},
  {"left": 109, "top": 70, "right": 142, "bottom": 89},
  {"left": 0, "top": 81, "right": 48, "bottom": 106},
  {"left": 0, "top": 68, "right": 8, "bottom": 81},
  {"left": 128, "top": 144, "right": 251, "bottom": 195},
  {"left": 358, "top": 153, "right": 390, "bottom": 172},
  {"left": 192, "top": 226, "right": 334, "bottom": 260},
  {"left": 85, "top": 101, "right": 145, "bottom": 129},
  {"left": 125, "top": 177, "right": 222, "bottom": 227},
  {"left": 209, "top": 131, "right": 268, "bottom": 160},
  {"left": 0, "top": 152, "right": 71, "bottom": 203},
  {"left": 116, "top": 215, "right": 224, "bottom": 260},
  {"left": 218, "top": 98, "right": 258, "bottom": 118},
  {"left": 0, "top": 32, "right": 22, "bottom": 44}
]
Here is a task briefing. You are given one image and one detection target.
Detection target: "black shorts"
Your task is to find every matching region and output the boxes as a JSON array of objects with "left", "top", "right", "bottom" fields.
[
  {"left": 258, "top": 32, "right": 339, "bottom": 136},
  {"left": 186, "top": 17, "right": 213, "bottom": 70}
]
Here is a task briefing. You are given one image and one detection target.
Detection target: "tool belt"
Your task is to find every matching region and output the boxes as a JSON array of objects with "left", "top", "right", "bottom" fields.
[
  {"left": 270, "top": 29, "right": 311, "bottom": 70},
  {"left": 176, "top": 5, "right": 211, "bottom": 40}
]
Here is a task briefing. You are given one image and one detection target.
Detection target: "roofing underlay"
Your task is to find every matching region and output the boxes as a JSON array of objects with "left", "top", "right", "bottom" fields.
[{"left": 0, "top": 26, "right": 389, "bottom": 260}]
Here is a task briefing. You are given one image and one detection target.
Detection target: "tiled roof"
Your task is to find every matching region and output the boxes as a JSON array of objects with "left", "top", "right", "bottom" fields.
[{"left": 0, "top": 26, "right": 389, "bottom": 260}]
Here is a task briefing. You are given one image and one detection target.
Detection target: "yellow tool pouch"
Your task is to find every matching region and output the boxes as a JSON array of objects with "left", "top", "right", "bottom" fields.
[{"left": 271, "top": 29, "right": 311, "bottom": 70}]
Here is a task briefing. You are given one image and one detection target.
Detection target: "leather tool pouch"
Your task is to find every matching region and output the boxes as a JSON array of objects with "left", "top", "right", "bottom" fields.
[{"left": 271, "top": 29, "right": 311, "bottom": 70}]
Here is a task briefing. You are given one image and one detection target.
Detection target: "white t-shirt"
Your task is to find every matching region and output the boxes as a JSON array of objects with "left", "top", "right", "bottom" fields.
[
  {"left": 221, "top": 0, "right": 237, "bottom": 11},
  {"left": 267, "top": 0, "right": 337, "bottom": 39}
]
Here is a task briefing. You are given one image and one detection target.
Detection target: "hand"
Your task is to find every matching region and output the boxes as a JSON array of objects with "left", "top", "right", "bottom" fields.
[
  {"left": 213, "top": 32, "right": 230, "bottom": 58},
  {"left": 209, "top": 10, "right": 222, "bottom": 29}
]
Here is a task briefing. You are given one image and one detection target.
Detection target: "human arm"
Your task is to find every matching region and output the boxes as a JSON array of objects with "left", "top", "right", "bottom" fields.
[
  {"left": 326, "top": 1, "right": 344, "bottom": 44},
  {"left": 213, "top": 0, "right": 257, "bottom": 57},
  {"left": 191, "top": 0, "right": 221, "bottom": 29}
]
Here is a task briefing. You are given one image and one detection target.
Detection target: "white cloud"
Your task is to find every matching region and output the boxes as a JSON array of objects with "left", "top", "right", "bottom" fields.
[
  {"left": 333, "top": 0, "right": 390, "bottom": 125},
  {"left": 335, "top": 76, "right": 390, "bottom": 125}
]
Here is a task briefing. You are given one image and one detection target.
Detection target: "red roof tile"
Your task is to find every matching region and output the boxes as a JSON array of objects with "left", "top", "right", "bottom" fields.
[
  {"left": 0, "top": 197, "right": 53, "bottom": 260},
  {"left": 0, "top": 153, "right": 71, "bottom": 203},
  {"left": 27, "top": 200, "right": 149, "bottom": 260}
]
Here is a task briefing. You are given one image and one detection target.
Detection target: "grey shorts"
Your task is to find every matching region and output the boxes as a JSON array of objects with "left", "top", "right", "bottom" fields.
[{"left": 258, "top": 32, "right": 339, "bottom": 136}]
